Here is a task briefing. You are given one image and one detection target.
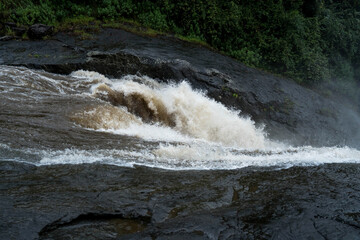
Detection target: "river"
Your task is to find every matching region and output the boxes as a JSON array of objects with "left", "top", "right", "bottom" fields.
[
  {"left": 1, "top": 29, "right": 360, "bottom": 239},
  {"left": 1, "top": 65, "right": 359, "bottom": 171}
]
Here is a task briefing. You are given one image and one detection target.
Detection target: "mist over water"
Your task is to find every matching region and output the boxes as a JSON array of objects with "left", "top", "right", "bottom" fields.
[{"left": 1, "top": 66, "right": 360, "bottom": 170}]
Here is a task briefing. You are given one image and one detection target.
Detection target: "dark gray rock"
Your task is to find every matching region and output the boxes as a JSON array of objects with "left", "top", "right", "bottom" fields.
[
  {"left": 28, "top": 24, "right": 54, "bottom": 39},
  {"left": 1, "top": 162, "right": 360, "bottom": 239}
]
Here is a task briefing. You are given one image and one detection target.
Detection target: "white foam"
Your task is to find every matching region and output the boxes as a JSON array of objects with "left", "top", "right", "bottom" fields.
[
  {"left": 98, "top": 123, "right": 194, "bottom": 143},
  {"left": 0, "top": 66, "right": 77, "bottom": 97},
  {"left": 2, "top": 138, "right": 360, "bottom": 170},
  {"left": 153, "top": 144, "right": 360, "bottom": 169},
  {"left": 88, "top": 74, "right": 267, "bottom": 149},
  {"left": 37, "top": 148, "right": 161, "bottom": 169},
  {"left": 71, "top": 70, "right": 111, "bottom": 82},
  {"left": 70, "top": 70, "right": 113, "bottom": 89},
  {"left": 33, "top": 144, "right": 360, "bottom": 170}
]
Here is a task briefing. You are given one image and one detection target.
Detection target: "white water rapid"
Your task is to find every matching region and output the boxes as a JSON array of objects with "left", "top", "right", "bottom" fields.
[{"left": 1, "top": 66, "right": 360, "bottom": 170}]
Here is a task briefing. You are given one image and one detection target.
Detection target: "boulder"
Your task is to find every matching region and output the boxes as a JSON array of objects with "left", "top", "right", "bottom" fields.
[{"left": 28, "top": 24, "right": 54, "bottom": 39}]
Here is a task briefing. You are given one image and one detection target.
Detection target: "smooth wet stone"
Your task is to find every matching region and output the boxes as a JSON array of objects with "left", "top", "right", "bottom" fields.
[{"left": 1, "top": 162, "right": 360, "bottom": 239}]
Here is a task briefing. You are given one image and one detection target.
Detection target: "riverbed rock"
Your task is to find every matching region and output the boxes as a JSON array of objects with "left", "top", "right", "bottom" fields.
[
  {"left": 28, "top": 24, "right": 54, "bottom": 39},
  {"left": 1, "top": 161, "right": 360, "bottom": 239}
]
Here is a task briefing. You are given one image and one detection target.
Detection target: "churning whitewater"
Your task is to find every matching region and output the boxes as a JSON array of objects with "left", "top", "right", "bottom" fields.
[
  {"left": 71, "top": 70, "right": 267, "bottom": 149},
  {"left": 1, "top": 66, "right": 360, "bottom": 170}
]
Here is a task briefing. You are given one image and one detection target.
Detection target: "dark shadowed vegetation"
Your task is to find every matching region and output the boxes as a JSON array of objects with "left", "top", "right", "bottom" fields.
[{"left": 1, "top": 0, "right": 360, "bottom": 100}]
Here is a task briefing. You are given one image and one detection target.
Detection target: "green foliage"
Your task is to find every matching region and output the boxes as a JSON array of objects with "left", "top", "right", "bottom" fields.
[
  {"left": 9, "top": 0, "right": 56, "bottom": 26},
  {"left": 3, "top": 26, "right": 15, "bottom": 37},
  {"left": 138, "top": 8, "right": 168, "bottom": 31},
  {"left": 73, "top": 29, "right": 93, "bottom": 39},
  {"left": 96, "top": 0, "right": 135, "bottom": 20},
  {"left": 319, "top": 1, "right": 360, "bottom": 97},
  {"left": 229, "top": 48, "right": 262, "bottom": 67},
  {"left": 60, "top": 16, "right": 98, "bottom": 28}
]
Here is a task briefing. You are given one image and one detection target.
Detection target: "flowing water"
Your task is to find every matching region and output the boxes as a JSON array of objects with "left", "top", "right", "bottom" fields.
[{"left": 1, "top": 65, "right": 360, "bottom": 170}]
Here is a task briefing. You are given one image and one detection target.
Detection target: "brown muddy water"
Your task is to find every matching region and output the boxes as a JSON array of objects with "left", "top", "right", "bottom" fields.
[{"left": 1, "top": 65, "right": 360, "bottom": 239}]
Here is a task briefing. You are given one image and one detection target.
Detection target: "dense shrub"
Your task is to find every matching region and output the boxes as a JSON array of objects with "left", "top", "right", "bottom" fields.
[{"left": 96, "top": 0, "right": 135, "bottom": 20}]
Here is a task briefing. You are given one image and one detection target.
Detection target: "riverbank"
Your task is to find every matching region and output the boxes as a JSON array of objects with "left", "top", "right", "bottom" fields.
[{"left": 2, "top": 0, "right": 360, "bottom": 93}]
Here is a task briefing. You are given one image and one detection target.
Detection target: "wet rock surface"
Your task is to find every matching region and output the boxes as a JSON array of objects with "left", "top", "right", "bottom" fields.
[
  {"left": 1, "top": 28, "right": 360, "bottom": 240},
  {"left": 1, "top": 28, "right": 359, "bottom": 147},
  {"left": 1, "top": 161, "right": 360, "bottom": 239}
]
